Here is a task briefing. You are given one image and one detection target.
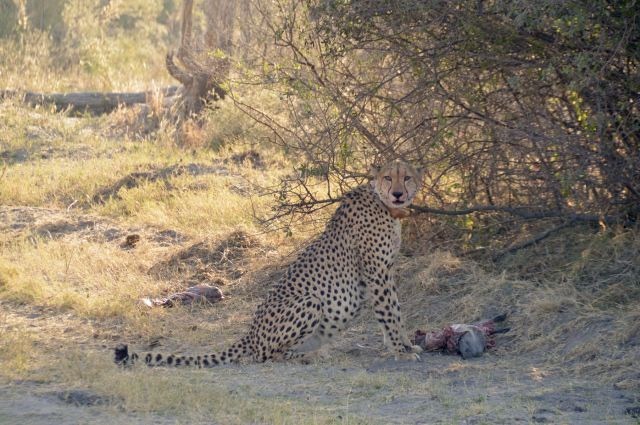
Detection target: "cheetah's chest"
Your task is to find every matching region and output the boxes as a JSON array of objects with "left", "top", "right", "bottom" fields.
[
  {"left": 374, "top": 217, "right": 402, "bottom": 262},
  {"left": 390, "top": 218, "right": 402, "bottom": 254}
]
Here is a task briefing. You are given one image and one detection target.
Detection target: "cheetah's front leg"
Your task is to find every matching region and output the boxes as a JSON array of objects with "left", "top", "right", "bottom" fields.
[{"left": 368, "top": 274, "right": 422, "bottom": 361}]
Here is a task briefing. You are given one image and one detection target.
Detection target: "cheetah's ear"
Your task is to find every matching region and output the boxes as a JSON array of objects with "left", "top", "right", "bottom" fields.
[
  {"left": 413, "top": 164, "right": 426, "bottom": 180},
  {"left": 368, "top": 164, "right": 382, "bottom": 178}
]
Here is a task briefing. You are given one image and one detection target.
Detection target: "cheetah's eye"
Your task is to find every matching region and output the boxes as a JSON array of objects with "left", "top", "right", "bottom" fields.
[
  {"left": 383, "top": 176, "right": 392, "bottom": 181},
  {"left": 404, "top": 176, "right": 412, "bottom": 182}
]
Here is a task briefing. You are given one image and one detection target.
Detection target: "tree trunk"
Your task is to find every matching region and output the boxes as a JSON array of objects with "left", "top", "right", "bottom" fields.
[{"left": 165, "top": 0, "right": 234, "bottom": 122}]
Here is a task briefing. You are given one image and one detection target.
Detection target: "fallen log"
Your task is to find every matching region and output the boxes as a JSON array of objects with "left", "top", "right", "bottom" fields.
[{"left": 0, "top": 86, "right": 179, "bottom": 115}]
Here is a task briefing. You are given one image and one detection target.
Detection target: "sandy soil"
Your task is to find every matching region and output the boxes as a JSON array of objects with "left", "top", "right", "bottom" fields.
[{"left": 1, "top": 352, "right": 636, "bottom": 424}]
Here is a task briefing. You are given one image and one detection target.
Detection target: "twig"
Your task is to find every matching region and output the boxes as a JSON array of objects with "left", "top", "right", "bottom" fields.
[
  {"left": 0, "top": 160, "right": 7, "bottom": 181},
  {"left": 278, "top": 197, "right": 341, "bottom": 210},
  {"left": 491, "top": 221, "right": 576, "bottom": 261},
  {"left": 275, "top": 196, "right": 621, "bottom": 225},
  {"left": 409, "top": 204, "right": 620, "bottom": 224}
]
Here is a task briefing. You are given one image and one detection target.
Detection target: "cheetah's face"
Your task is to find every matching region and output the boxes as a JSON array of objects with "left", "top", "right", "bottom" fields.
[{"left": 369, "top": 161, "right": 424, "bottom": 210}]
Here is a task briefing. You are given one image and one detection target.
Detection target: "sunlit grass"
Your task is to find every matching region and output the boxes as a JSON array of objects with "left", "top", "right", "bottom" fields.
[
  {"left": 93, "top": 168, "right": 276, "bottom": 237},
  {"left": 0, "top": 238, "right": 163, "bottom": 318},
  {"left": 0, "top": 327, "right": 38, "bottom": 381}
]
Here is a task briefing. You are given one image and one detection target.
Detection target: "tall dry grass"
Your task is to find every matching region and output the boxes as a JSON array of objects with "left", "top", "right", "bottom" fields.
[{"left": 0, "top": 0, "right": 176, "bottom": 92}]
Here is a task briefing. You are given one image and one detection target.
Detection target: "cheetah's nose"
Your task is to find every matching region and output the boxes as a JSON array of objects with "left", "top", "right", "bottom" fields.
[{"left": 392, "top": 191, "right": 403, "bottom": 199}]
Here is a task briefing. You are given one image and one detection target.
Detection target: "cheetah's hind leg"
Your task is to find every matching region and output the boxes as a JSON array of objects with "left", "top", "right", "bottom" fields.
[
  {"left": 283, "top": 333, "right": 332, "bottom": 363},
  {"left": 283, "top": 332, "right": 329, "bottom": 361},
  {"left": 257, "top": 294, "right": 324, "bottom": 362}
]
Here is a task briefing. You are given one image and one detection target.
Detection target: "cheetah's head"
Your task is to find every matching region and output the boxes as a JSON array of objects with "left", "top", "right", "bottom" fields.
[{"left": 369, "top": 160, "right": 424, "bottom": 210}]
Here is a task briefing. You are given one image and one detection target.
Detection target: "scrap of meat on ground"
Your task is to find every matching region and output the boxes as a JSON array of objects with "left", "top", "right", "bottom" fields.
[
  {"left": 412, "top": 314, "right": 510, "bottom": 359},
  {"left": 140, "top": 284, "right": 224, "bottom": 308}
]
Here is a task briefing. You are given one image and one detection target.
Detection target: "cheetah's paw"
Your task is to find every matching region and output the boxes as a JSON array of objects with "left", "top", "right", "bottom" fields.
[
  {"left": 395, "top": 351, "right": 421, "bottom": 362},
  {"left": 408, "top": 344, "right": 423, "bottom": 354},
  {"left": 394, "top": 344, "right": 423, "bottom": 361}
]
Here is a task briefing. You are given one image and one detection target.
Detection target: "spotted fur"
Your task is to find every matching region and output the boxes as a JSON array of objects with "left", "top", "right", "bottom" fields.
[{"left": 115, "top": 160, "right": 424, "bottom": 367}]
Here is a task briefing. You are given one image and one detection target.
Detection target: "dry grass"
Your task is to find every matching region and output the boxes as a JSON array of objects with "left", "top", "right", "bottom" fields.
[
  {"left": 0, "top": 327, "right": 38, "bottom": 381},
  {"left": 397, "top": 228, "right": 640, "bottom": 392},
  {"left": 0, "top": 0, "right": 174, "bottom": 93},
  {"left": 54, "top": 355, "right": 371, "bottom": 425},
  {"left": 0, "top": 238, "right": 164, "bottom": 318}
]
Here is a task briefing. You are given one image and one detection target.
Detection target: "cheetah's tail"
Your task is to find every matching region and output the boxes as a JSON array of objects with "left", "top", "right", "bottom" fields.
[{"left": 114, "top": 335, "right": 251, "bottom": 367}]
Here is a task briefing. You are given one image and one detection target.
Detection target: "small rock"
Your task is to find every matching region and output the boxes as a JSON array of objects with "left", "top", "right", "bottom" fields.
[
  {"left": 56, "top": 390, "right": 109, "bottom": 406},
  {"left": 531, "top": 409, "right": 555, "bottom": 423},
  {"left": 626, "top": 407, "right": 640, "bottom": 418},
  {"left": 559, "top": 400, "right": 586, "bottom": 413}
]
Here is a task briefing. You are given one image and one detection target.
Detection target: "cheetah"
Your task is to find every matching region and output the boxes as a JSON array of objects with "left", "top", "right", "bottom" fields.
[{"left": 114, "top": 160, "right": 424, "bottom": 367}]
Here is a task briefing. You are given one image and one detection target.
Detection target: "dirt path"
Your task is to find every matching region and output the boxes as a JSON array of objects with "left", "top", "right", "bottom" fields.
[
  {"left": 0, "top": 352, "right": 636, "bottom": 424},
  {"left": 0, "top": 385, "right": 174, "bottom": 425}
]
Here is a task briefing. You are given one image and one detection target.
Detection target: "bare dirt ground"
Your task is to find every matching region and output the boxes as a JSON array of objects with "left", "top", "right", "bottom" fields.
[
  {"left": 0, "top": 320, "right": 636, "bottom": 425},
  {"left": 0, "top": 359, "right": 635, "bottom": 425}
]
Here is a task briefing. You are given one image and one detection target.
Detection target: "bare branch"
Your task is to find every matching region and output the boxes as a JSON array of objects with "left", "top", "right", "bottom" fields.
[
  {"left": 491, "top": 221, "right": 576, "bottom": 261},
  {"left": 262, "top": 194, "right": 626, "bottom": 226},
  {"left": 181, "top": 0, "right": 194, "bottom": 50},
  {"left": 409, "top": 204, "right": 622, "bottom": 224}
]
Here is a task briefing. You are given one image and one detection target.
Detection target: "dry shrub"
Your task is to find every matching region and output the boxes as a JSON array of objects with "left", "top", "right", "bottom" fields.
[
  {"left": 178, "top": 119, "right": 207, "bottom": 149},
  {"left": 103, "top": 104, "right": 162, "bottom": 141},
  {"left": 235, "top": 0, "right": 639, "bottom": 262}
]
